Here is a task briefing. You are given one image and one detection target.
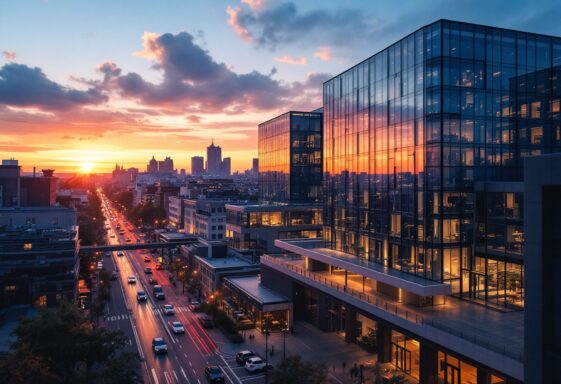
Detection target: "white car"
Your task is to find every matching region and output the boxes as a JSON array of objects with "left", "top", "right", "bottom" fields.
[
  {"left": 171, "top": 321, "right": 185, "bottom": 334},
  {"left": 163, "top": 304, "right": 174, "bottom": 315},
  {"left": 128, "top": 276, "right": 136, "bottom": 284},
  {"left": 245, "top": 357, "right": 267, "bottom": 372},
  {"left": 117, "top": 251, "right": 124, "bottom": 257}
]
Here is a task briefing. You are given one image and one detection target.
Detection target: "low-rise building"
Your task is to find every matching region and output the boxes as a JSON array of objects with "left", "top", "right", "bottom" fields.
[{"left": 184, "top": 199, "right": 228, "bottom": 241}]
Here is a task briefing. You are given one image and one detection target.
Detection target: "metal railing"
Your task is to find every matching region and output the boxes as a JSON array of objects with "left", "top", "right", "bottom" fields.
[{"left": 261, "top": 254, "right": 523, "bottom": 363}]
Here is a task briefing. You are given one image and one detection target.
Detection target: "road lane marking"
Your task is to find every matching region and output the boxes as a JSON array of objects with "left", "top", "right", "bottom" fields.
[
  {"left": 163, "top": 371, "right": 172, "bottom": 384},
  {"left": 151, "top": 368, "right": 160, "bottom": 384},
  {"left": 172, "top": 370, "right": 179, "bottom": 382},
  {"left": 218, "top": 354, "right": 243, "bottom": 384},
  {"left": 180, "top": 367, "right": 190, "bottom": 383}
]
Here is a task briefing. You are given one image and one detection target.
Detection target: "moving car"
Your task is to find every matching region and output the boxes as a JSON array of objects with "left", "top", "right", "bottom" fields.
[
  {"left": 110, "top": 234, "right": 115, "bottom": 238},
  {"left": 171, "top": 321, "right": 185, "bottom": 334},
  {"left": 126, "top": 238, "right": 131, "bottom": 242},
  {"left": 111, "top": 271, "right": 118, "bottom": 280},
  {"left": 137, "top": 291, "right": 147, "bottom": 302},
  {"left": 244, "top": 357, "right": 267, "bottom": 373},
  {"left": 117, "top": 251, "right": 124, "bottom": 257},
  {"left": 188, "top": 301, "right": 201, "bottom": 311},
  {"left": 96, "top": 262, "right": 103, "bottom": 270},
  {"left": 235, "top": 350, "right": 255, "bottom": 366},
  {"left": 152, "top": 337, "right": 167, "bottom": 354},
  {"left": 104, "top": 252, "right": 111, "bottom": 258},
  {"left": 153, "top": 285, "right": 165, "bottom": 300},
  {"left": 155, "top": 263, "right": 163, "bottom": 270},
  {"left": 144, "top": 256, "right": 151, "bottom": 262},
  {"left": 144, "top": 267, "right": 152, "bottom": 274},
  {"left": 148, "top": 278, "right": 158, "bottom": 285},
  {"left": 163, "top": 304, "right": 174, "bottom": 315},
  {"left": 128, "top": 276, "right": 136, "bottom": 284},
  {"left": 204, "top": 366, "right": 225, "bottom": 383}
]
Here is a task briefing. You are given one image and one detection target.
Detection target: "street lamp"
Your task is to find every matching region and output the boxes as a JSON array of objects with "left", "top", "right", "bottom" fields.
[
  {"left": 263, "top": 318, "right": 271, "bottom": 384},
  {"left": 281, "top": 326, "right": 289, "bottom": 360}
]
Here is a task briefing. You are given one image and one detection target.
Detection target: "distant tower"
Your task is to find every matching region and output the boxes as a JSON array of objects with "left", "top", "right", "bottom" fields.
[
  {"left": 206, "top": 140, "right": 222, "bottom": 175},
  {"left": 147, "top": 156, "right": 158, "bottom": 173},
  {"left": 191, "top": 156, "right": 204, "bottom": 176},
  {"left": 221, "top": 157, "right": 231, "bottom": 177}
]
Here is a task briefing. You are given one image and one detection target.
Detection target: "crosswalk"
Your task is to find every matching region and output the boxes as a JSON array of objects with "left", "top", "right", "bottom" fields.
[
  {"left": 152, "top": 306, "right": 189, "bottom": 315},
  {"left": 106, "top": 314, "right": 130, "bottom": 322}
]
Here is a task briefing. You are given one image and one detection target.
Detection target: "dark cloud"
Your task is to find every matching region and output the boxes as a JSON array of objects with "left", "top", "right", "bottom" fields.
[
  {"left": 0, "top": 63, "right": 107, "bottom": 110},
  {"left": 105, "top": 31, "right": 298, "bottom": 113},
  {"left": 227, "top": 2, "right": 374, "bottom": 50}
]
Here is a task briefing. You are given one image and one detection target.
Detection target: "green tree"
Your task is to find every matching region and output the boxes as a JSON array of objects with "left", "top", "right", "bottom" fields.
[
  {"left": 271, "top": 356, "right": 328, "bottom": 384},
  {"left": 0, "top": 302, "right": 142, "bottom": 384}
]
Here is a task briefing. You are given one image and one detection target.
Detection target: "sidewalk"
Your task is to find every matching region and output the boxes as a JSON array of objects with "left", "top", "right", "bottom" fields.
[{"left": 167, "top": 275, "right": 384, "bottom": 383}]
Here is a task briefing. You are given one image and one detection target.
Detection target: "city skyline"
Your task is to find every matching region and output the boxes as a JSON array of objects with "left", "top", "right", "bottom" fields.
[{"left": 2, "top": 0, "right": 561, "bottom": 174}]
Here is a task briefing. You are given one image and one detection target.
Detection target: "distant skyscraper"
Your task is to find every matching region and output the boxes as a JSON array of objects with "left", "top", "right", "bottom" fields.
[
  {"left": 221, "top": 157, "right": 231, "bottom": 177},
  {"left": 158, "top": 157, "right": 174, "bottom": 174},
  {"left": 252, "top": 158, "right": 258, "bottom": 177},
  {"left": 191, "top": 156, "right": 204, "bottom": 176},
  {"left": 147, "top": 156, "right": 158, "bottom": 174},
  {"left": 206, "top": 140, "right": 222, "bottom": 175}
]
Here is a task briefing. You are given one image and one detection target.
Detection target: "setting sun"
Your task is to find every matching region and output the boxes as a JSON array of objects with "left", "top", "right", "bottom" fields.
[{"left": 79, "top": 163, "right": 94, "bottom": 174}]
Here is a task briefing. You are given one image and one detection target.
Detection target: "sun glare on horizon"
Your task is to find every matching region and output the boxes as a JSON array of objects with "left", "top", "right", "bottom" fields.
[{"left": 79, "top": 163, "right": 94, "bottom": 174}]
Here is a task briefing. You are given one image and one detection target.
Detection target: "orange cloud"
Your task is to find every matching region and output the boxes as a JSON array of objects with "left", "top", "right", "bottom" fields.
[
  {"left": 241, "top": 0, "right": 267, "bottom": 10},
  {"left": 274, "top": 55, "right": 308, "bottom": 65},
  {"left": 226, "top": 6, "right": 253, "bottom": 42},
  {"left": 313, "top": 46, "right": 333, "bottom": 61},
  {"left": 133, "top": 32, "right": 164, "bottom": 59},
  {"left": 3, "top": 51, "right": 16, "bottom": 61}
]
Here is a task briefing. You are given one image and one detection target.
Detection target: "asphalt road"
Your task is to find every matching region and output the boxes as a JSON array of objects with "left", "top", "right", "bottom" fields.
[{"left": 98, "top": 192, "right": 265, "bottom": 384}]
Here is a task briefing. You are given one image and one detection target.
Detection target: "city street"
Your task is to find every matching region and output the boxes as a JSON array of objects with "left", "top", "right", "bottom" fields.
[{"left": 99, "top": 193, "right": 263, "bottom": 384}]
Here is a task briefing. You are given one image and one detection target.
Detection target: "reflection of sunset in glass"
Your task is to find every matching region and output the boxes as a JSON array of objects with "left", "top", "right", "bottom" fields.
[{"left": 79, "top": 163, "right": 94, "bottom": 174}]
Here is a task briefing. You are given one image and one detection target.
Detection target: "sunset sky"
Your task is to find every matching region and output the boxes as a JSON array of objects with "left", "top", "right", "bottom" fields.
[{"left": 1, "top": 0, "right": 560, "bottom": 174}]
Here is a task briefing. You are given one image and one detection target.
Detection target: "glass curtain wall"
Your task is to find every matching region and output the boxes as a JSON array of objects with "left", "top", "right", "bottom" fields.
[{"left": 323, "top": 19, "right": 561, "bottom": 308}]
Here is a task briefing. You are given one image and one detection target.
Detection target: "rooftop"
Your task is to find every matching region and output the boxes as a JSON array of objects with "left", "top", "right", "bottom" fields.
[
  {"left": 224, "top": 275, "right": 290, "bottom": 305},
  {"left": 195, "top": 255, "right": 258, "bottom": 270}
]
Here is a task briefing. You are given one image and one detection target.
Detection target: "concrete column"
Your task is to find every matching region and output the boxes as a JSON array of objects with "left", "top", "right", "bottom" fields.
[
  {"left": 419, "top": 342, "right": 439, "bottom": 384},
  {"left": 376, "top": 323, "right": 392, "bottom": 363},
  {"left": 345, "top": 308, "right": 357, "bottom": 343},
  {"left": 316, "top": 292, "right": 329, "bottom": 332}
]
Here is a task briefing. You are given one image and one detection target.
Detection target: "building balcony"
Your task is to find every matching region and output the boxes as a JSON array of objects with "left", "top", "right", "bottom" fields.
[
  {"left": 274, "top": 238, "right": 451, "bottom": 297},
  {"left": 261, "top": 253, "right": 524, "bottom": 381}
]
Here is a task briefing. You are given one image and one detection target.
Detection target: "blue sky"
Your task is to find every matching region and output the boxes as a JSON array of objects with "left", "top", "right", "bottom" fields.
[{"left": 1, "top": 0, "right": 560, "bottom": 173}]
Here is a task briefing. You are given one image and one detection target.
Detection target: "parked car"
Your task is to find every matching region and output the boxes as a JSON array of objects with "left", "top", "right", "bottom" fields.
[
  {"left": 198, "top": 314, "right": 213, "bottom": 328},
  {"left": 128, "top": 276, "right": 136, "bottom": 284},
  {"left": 235, "top": 350, "right": 255, "bottom": 366},
  {"left": 152, "top": 337, "right": 167, "bottom": 354},
  {"left": 245, "top": 357, "right": 267, "bottom": 372},
  {"left": 153, "top": 285, "right": 165, "bottom": 300},
  {"left": 163, "top": 304, "right": 174, "bottom": 315},
  {"left": 204, "top": 366, "right": 225, "bottom": 383},
  {"left": 137, "top": 291, "right": 147, "bottom": 302},
  {"left": 188, "top": 301, "right": 201, "bottom": 311},
  {"left": 171, "top": 321, "right": 185, "bottom": 334}
]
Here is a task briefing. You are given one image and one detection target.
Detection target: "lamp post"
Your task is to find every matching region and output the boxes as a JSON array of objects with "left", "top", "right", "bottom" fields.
[
  {"left": 281, "top": 326, "right": 289, "bottom": 360},
  {"left": 264, "top": 318, "right": 271, "bottom": 384}
]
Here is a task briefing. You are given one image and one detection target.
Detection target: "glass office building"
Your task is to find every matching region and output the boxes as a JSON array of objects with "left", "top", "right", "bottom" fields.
[
  {"left": 258, "top": 111, "right": 323, "bottom": 204},
  {"left": 323, "top": 19, "right": 561, "bottom": 309}
]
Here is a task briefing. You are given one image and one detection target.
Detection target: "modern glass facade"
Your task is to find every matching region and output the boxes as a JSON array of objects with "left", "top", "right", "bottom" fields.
[
  {"left": 259, "top": 111, "right": 323, "bottom": 204},
  {"left": 323, "top": 19, "right": 561, "bottom": 309}
]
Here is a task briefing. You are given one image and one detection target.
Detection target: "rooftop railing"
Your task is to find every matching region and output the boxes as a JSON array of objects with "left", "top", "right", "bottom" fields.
[{"left": 261, "top": 254, "right": 523, "bottom": 363}]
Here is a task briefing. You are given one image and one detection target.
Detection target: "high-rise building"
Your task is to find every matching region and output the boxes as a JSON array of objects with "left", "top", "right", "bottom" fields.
[
  {"left": 258, "top": 111, "right": 322, "bottom": 204},
  {"left": 158, "top": 157, "right": 174, "bottom": 174},
  {"left": 221, "top": 157, "right": 231, "bottom": 177},
  {"left": 191, "top": 156, "right": 205, "bottom": 176},
  {"left": 252, "top": 158, "right": 258, "bottom": 177},
  {"left": 147, "top": 156, "right": 158, "bottom": 173},
  {"left": 259, "top": 20, "right": 561, "bottom": 383},
  {"left": 0, "top": 160, "right": 57, "bottom": 207},
  {"left": 206, "top": 140, "right": 222, "bottom": 175}
]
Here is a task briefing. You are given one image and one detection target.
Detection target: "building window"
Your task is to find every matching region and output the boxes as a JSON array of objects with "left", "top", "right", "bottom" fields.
[
  {"left": 37, "top": 296, "right": 48, "bottom": 307},
  {"left": 23, "top": 243, "right": 33, "bottom": 250}
]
